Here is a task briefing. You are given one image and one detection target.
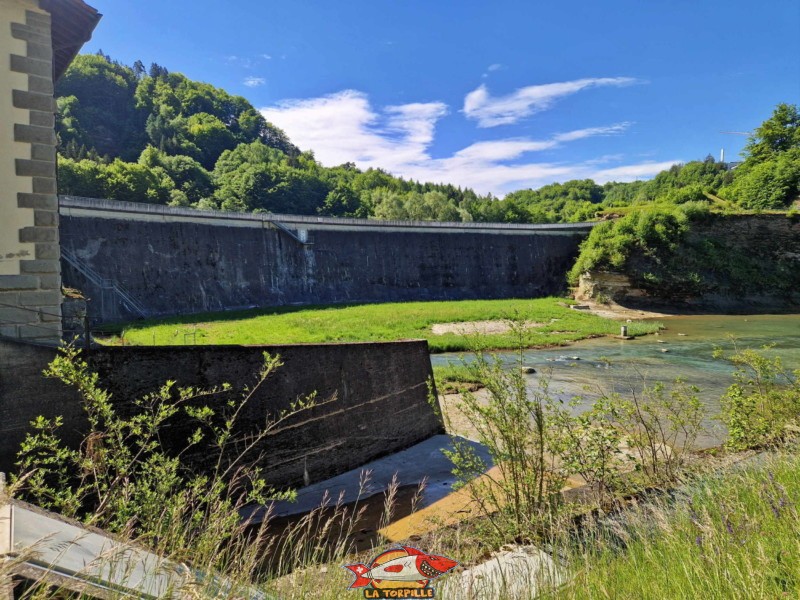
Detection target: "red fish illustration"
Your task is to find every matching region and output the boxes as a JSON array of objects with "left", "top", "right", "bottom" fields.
[{"left": 344, "top": 546, "right": 458, "bottom": 588}]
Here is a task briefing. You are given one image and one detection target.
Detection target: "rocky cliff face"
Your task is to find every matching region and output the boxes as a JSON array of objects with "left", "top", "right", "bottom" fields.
[{"left": 576, "top": 214, "right": 800, "bottom": 311}]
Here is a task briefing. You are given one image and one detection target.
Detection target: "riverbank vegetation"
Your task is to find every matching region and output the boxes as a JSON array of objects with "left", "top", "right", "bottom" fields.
[
  {"left": 568, "top": 204, "right": 800, "bottom": 302},
  {"left": 568, "top": 201, "right": 711, "bottom": 287},
  {"left": 430, "top": 339, "right": 799, "bottom": 598},
  {"left": 8, "top": 348, "right": 307, "bottom": 598},
  {"left": 100, "top": 297, "right": 661, "bottom": 352},
  {"left": 547, "top": 451, "right": 800, "bottom": 599},
  {"left": 54, "top": 53, "right": 798, "bottom": 224},
  {"left": 7, "top": 338, "right": 800, "bottom": 598}
]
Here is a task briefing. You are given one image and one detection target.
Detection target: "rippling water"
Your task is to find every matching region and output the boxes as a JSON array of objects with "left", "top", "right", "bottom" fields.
[{"left": 432, "top": 314, "right": 800, "bottom": 446}]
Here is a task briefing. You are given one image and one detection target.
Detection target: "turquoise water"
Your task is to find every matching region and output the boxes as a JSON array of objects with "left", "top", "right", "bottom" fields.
[{"left": 432, "top": 314, "right": 800, "bottom": 446}]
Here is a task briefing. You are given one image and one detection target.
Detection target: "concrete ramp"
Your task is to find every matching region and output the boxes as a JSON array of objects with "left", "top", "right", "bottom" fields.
[{"left": 246, "top": 434, "right": 491, "bottom": 521}]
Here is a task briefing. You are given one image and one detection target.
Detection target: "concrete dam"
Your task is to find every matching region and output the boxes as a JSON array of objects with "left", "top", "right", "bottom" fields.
[{"left": 58, "top": 196, "right": 597, "bottom": 324}]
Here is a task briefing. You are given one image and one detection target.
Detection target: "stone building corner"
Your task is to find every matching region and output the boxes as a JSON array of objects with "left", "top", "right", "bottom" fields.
[{"left": 0, "top": 0, "right": 99, "bottom": 344}]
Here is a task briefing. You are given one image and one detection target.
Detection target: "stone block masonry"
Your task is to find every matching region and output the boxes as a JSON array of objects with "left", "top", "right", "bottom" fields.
[
  {"left": 0, "top": 6, "right": 61, "bottom": 342},
  {"left": 0, "top": 338, "right": 443, "bottom": 488},
  {"left": 59, "top": 196, "right": 596, "bottom": 324}
]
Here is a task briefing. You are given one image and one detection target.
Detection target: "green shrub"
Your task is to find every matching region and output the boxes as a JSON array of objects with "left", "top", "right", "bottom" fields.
[
  {"left": 437, "top": 325, "right": 568, "bottom": 543},
  {"left": 662, "top": 183, "right": 707, "bottom": 204},
  {"left": 611, "top": 379, "right": 705, "bottom": 485},
  {"left": 719, "top": 148, "right": 800, "bottom": 210},
  {"left": 11, "top": 346, "right": 317, "bottom": 595},
  {"left": 568, "top": 203, "right": 709, "bottom": 285},
  {"left": 717, "top": 346, "right": 800, "bottom": 450},
  {"left": 439, "top": 324, "right": 708, "bottom": 533},
  {"left": 547, "top": 393, "right": 627, "bottom": 506}
]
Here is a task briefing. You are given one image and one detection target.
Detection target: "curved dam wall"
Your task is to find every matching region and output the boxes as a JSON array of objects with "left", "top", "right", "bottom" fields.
[{"left": 58, "top": 196, "right": 596, "bottom": 323}]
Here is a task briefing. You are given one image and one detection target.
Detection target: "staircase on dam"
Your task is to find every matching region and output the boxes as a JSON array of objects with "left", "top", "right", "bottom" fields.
[{"left": 61, "top": 248, "right": 149, "bottom": 320}]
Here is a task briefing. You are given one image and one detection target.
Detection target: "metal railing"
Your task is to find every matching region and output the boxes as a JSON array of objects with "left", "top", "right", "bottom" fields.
[
  {"left": 268, "top": 219, "right": 313, "bottom": 246},
  {"left": 61, "top": 249, "right": 149, "bottom": 319},
  {"left": 59, "top": 195, "right": 600, "bottom": 233},
  {"left": 0, "top": 302, "right": 63, "bottom": 346},
  {"left": 0, "top": 302, "right": 125, "bottom": 349}
]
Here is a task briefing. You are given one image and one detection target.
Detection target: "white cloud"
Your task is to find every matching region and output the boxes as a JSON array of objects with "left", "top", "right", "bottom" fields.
[
  {"left": 244, "top": 76, "right": 266, "bottom": 88},
  {"left": 261, "top": 90, "right": 676, "bottom": 196},
  {"left": 225, "top": 54, "right": 272, "bottom": 69},
  {"left": 261, "top": 91, "right": 447, "bottom": 171},
  {"left": 583, "top": 153, "right": 626, "bottom": 166},
  {"left": 482, "top": 63, "right": 505, "bottom": 78},
  {"left": 464, "top": 77, "right": 641, "bottom": 128},
  {"left": 553, "top": 123, "right": 633, "bottom": 143},
  {"left": 589, "top": 161, "right": 679, "bottom": 183}
]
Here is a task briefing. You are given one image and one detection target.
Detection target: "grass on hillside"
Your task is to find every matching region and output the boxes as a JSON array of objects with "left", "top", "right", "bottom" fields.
[
  {"left": 102, "top": 298, "right": 661, "bottom": 353},
  {"left": 546, "top": 452, "right": 800, "bottom": 599}
]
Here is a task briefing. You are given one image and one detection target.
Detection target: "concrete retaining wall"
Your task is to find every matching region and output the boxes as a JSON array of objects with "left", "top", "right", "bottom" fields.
[
  {"left": 0, "top": 338, "right": 442, "bottom": 487},
  {"left": 58, "top": 196, "right": 595, "bottom": 324}
]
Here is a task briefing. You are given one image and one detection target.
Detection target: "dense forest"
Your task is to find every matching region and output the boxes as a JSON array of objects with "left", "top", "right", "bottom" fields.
[{"left": 56, "top": 54, "right": 800, "bottom": 223}]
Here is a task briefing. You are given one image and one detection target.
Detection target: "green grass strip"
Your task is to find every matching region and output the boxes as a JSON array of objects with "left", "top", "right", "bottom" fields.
[{"left": 101, "top": 297, "right": 661, "bottom": 353}]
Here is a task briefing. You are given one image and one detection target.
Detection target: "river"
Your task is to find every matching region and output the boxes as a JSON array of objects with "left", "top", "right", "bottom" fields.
[{"left": 431, "top": 314, "right": 800, "bottom": 446}]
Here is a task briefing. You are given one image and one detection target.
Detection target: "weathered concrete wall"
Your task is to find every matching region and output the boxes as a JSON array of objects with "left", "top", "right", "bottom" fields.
[
  {"left": 0, "top": 339, "right": 84, "bottom": 464},
  {"left": 0, "top": 3, "right": 62, "bottom": 342},
  {"left": 58, "top": 196, "right": 595, "bottom": 324},
  {"left": 0, "top": 338, "right": 442, "bottom": 487}
]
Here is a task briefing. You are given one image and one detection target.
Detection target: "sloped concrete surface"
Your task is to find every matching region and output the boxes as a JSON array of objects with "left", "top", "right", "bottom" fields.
[
  {"left": 246, "top": 434, "right": 491, "bottom": 521},
  {"left": 441, "top": 545, "right": 564, "bottom": 599}
]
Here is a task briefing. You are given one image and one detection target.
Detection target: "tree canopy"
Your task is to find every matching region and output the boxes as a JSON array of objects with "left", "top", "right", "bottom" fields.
[{"left": 55, "top": 54, "right": 799, "bottom": 222}]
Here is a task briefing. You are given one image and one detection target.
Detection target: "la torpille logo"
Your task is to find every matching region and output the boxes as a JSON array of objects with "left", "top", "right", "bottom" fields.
[{"left": 343, "top": 545, "right": 459, "bottom": 598}]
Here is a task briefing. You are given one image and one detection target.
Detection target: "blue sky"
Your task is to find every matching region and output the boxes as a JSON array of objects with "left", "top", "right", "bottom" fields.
[{"left": 83, "top": 0, "right": 798, "bottom": 196}]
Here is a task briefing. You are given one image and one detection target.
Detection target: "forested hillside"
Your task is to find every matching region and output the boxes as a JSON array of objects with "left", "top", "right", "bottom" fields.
[{"left": 56, "top": 54, "right": 800, "bottom": 222}]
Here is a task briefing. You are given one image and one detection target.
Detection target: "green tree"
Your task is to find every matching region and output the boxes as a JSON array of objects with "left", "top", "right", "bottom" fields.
[
  {"left": 138, "top": 146, "right": 213, "bottom": 203},
  {"left": 214, "top": 139, "right": 285, "bottom": 175},
  {"left": 319, "top": 184, "right": 365, "bottom": 217},
  {"left": 103, "top": 159, "right": 175, "bottom": 203},
  {"left": 370, "top": 189, "right": 408, "bottom": 220},
  {"left": 184, "top": 113, "right": 237, "bottom": 169},
  {"left": 214, "top": 150, "right": 328, "bottom": 215},
  {"left": 721, "top": 148, "right": 800, "bottom": 209},
  {"left": 56, "top": 54, "right": 146, "bottom": 160},
  {"left": 743, "top": 103, "right": 800, "bottom": 164},
  {"left": 717, "top": 104, "right": 800, "bottom": 209},
  {"left": 57, "top": 157, "right": 107, "bottom": 198}
]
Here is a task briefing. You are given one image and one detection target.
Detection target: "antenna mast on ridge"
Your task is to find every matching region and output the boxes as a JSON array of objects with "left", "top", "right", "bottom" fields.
[{"left": 719, "top": 131, "right": 752, "bottom": 164}]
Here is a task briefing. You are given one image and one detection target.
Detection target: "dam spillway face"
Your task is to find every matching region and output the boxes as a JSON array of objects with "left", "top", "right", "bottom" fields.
[{"left": 58, "top": 196, "right": 596, "bottom": 324}]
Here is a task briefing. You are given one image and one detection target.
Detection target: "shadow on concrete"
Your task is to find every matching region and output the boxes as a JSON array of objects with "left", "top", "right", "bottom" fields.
[{"left": 245, "top": 435, "right": 491, "bottom": 553}]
